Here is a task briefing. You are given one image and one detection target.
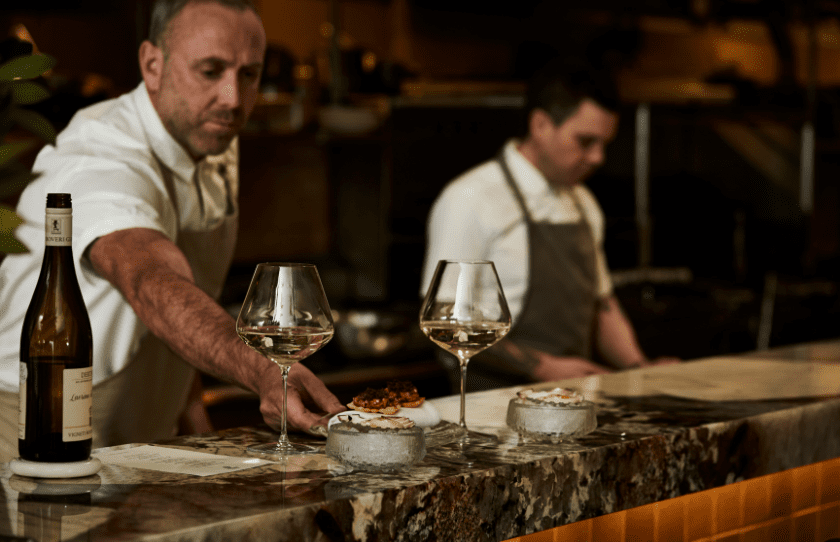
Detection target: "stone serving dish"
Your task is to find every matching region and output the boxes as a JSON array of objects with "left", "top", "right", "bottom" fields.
[
  {"left": 326, "top": 421, "right": 426, "bottom": 472},
  {"left": 505, "top": 397, "right": 597, "bottom": 441}
]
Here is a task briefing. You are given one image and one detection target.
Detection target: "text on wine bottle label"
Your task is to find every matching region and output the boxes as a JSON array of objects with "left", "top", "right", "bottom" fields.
[{"left": 63, "top": 367, "right": 92, "bottom": 441}]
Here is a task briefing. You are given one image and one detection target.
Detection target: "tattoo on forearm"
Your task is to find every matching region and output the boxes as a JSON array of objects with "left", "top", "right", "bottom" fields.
[{"left": 598, "top": 296, "right": 614, "bottom": 312}]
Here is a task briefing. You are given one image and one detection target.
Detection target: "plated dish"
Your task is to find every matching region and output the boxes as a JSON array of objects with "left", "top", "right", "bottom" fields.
[{"left": 506, "top": 388, "right": 597, "bottom": 440}]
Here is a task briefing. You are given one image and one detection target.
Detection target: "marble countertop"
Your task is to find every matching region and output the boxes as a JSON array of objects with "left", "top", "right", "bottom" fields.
[{"left": 3, "top": 339, "right": 840, "bottom": 541}]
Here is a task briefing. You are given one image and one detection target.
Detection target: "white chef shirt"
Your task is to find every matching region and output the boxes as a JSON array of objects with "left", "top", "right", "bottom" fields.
[
  {"left": 421, "top": 139, "right": 613, "bottom": 325},
  {"left": 0, "top": 82, "right": 239, "bottom": 391}
]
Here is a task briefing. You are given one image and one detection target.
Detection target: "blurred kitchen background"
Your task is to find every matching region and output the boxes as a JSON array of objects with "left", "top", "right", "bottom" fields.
[{"left": 4, "top": 0, "right": 840, "bottom": 426}]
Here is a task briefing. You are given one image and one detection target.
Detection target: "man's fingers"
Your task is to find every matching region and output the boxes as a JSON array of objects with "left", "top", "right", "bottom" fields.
[{"left": 288, "top": 364, "right": 344, "bottom": 413}]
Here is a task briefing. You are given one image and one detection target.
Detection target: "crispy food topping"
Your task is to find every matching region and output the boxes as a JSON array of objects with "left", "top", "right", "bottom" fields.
[
  {"left": 386, "top": 380, "right": 422, "bottom": 406},
  {"left": 517, "top": 387, "right": 584, "bottom": 405},
  {"left": 348, "top": 381, "right": 425, "bottom": 413},
  {"left": 353, "top": 387, "right": 396, "bottom": 409}
]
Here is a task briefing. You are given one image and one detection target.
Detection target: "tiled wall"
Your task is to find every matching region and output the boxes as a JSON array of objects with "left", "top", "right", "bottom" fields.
[{"left": 505, "top": 456, "right": 840, "bottom": 542}]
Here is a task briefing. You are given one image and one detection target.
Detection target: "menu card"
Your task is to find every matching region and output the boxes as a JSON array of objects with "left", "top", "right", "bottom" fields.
[{"left": 93, "top": 445, "right": 274, "bottom": 476}]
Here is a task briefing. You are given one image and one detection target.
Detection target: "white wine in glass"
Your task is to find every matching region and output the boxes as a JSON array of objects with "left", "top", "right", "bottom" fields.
[
  {"left": 237, "top": 263, "right": 334, "bottom": 456},
  {"left": 420, "top": 260, "right": 511, "bottom": 443}
]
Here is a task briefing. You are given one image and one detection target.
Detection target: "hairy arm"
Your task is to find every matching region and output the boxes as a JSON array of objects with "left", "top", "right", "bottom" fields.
[{"left": 88, "top": 227, "right": 344, "bottom": 432}]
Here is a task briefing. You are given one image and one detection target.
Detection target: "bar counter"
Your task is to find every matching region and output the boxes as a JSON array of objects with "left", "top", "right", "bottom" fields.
[{"left": 2, "top": 339, "right": 840, "bottom": 541}]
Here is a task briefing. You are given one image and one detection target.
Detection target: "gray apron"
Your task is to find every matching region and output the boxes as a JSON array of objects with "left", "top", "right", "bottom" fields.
[
  {"left": 90, "top": 157, "right": 238, "bottom": 447},
  {"left": 446, "top": 151, "right": 599, "bottom": 392}
]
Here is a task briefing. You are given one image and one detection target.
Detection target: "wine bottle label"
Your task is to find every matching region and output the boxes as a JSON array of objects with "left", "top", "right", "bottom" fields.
[
  {"left": 45, "top": 208, "right": 72, "bottom": 247},
  {"left": 63, "top": 367, "right": 92, "bottom": 442},
  {"left": 18, "top": 362, "right": 27, "bottom": 440}
]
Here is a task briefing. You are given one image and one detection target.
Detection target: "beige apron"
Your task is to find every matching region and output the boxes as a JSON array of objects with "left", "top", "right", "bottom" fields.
[
  {"left": 0, "top": 159, "right": 238, "bottom": 461},
  {"left": 91, "top": 157, "right": 238, "bottom": 448}
]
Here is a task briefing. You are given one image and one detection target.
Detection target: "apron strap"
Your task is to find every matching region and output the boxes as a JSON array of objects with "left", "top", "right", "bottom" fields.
[{"left": 496, "top": 151, "right": 534, "bottom": 225}]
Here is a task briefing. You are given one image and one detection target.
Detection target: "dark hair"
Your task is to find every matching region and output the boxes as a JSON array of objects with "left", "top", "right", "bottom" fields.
[
  {"left": 148, "top": 0, "right": 258, "bottom": 50},
  {"left": 525, "top": 58, "right": 620, "bottom": 127}
]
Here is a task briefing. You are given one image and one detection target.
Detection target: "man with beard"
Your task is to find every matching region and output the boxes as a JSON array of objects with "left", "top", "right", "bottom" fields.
[
  {"left": 0, "top": 0, "right": 344, "bottom": 461},
  {"left": 421, "top": 61, "right": 677, "bottom": 392}
]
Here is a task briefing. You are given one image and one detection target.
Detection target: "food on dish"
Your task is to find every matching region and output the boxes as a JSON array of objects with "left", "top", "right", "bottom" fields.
[{"left": 347, "top": 380, "right": 425, "bottom": 414}]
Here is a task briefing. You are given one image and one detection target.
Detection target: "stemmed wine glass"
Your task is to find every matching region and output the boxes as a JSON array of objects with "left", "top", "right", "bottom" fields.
[
  {"left": 420, "top": 260, "right": 511, "bottom": 444},
  {"left": 237, "top": 263, "right": 334, "bottom": 456}
]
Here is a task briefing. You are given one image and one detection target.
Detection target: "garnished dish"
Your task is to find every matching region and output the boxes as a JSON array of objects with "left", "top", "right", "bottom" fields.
[
  {"left": 345, "top": 380, "right": 440, "bottom": 428},
  {"left": 326, "top": 414, "right": 426, "bottom": 472},
  {"left": 506, "top": 387, "right": 597, "bottom": 441}
]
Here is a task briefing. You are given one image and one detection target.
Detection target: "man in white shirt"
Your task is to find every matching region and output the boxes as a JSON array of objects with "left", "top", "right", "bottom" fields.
[
  {"left": 0, "top": 0, "right": 344, "bottom": 461},
  {"left": 422, "top": 62, "right": 676, "bottom": 391}
]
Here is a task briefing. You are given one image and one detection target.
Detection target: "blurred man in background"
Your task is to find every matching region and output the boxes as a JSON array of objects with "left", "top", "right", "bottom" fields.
[{"left": 422, "top": 60, "right": 677, "bottom": 392}]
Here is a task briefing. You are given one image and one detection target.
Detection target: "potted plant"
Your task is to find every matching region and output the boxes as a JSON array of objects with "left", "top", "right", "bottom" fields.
[{"left": 0, "top": 47, "right": 56, "bottom": 254}]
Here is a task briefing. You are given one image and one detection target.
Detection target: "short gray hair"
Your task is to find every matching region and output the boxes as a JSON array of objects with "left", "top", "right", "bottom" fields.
[{"left": 148, "top": 0, "right": 258, "bottom": 50}]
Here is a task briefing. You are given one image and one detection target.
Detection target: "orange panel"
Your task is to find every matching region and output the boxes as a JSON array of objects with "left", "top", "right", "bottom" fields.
[
  {"left": 792, "top": 464, "right": 819, "bottom": 511},
  {"left": 713, "top": 484, "right": 742, "bottom": 534},
  {"left": 769, "top": 469, "right": 794, "bottom": 519},
  {"left": 821, "top": 458, "right": 840, "bottom": 505},
  {"left": 655, "top": 498, "right": 685, "bottom": 542},
  {"left": 742, "top": 476, "right": 771, "bottom": 526},
  {"left": 792, "top": 511, "right": 817, "bottom": 542},
  {"left": 817, "top": 504, "right": 840, "bottom": 540},
  {"left": 591, "top": 510, "right": 626, "bottom": 541},
  {"left": 625, "top": 503, "right": 656, "bottom": 542},
  {"left": 554, "top": 519, "right": 592, "bottom": 542},
  {"left": 685, "top": 491, "right": 714, "bottom": 540}
]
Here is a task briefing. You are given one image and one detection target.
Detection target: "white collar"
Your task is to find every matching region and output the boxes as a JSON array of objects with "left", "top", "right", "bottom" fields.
[
  {"left": 502, "top": 139, "right": 556, "bottom": 197},
  {"left": 503, "top": 139, "right": 579, "bottom": 199}
]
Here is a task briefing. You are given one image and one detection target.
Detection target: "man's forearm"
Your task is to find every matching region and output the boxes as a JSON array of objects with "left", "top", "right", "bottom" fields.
[
  {"left": 595, "top": 295, "right": 648, "bottom": 368},
  {"left": 89, "top": 228, "right": 271, "bottom": 394}
]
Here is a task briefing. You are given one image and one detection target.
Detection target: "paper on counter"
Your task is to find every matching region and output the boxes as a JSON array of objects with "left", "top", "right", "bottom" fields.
[
  {"left": 429, "top": 387, "right": 521, "bottom": 428},
  {"left": 568, "top": 358, "right": 840, "bottom": 402},
  {"left": 93, "top": 445, "right": 274, "bottom": 477},
  {"left": 649, "top": 358, "right": 840, "bottom": 401}
]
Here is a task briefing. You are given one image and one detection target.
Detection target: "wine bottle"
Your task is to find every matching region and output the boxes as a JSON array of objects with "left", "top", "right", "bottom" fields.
[{"left": 19, "top": 193, "right": 93, "bottom": 462}]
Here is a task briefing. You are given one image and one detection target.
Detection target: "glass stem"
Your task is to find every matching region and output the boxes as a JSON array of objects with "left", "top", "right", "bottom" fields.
[
  {"left": 278, "top": 366, "right": 291, "bottom": 445},
  {"left": 459, "top": 358, "right": 470, "bottom": 431}
]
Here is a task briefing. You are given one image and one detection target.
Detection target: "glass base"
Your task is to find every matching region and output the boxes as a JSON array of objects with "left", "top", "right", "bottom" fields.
[
  {"left": 457, "top": 428, "right": 497, "bottom": 446},
  {"left": 247, "top": 440, "right": 319, "bottom": 456}
]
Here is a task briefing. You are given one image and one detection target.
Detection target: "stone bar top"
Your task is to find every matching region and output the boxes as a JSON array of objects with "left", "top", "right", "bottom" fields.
[{"left": 2, "top": 339, "right": 840, "bottom": 541}]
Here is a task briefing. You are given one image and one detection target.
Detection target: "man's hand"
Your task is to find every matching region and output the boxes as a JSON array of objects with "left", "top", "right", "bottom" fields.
[
  {"left": 498, "top": 339, "right": 612, "bottom": 382},
  {"left": 641, "top": 356, "right": 681, "bottom": 367},
  {"left": 256, "top": 363, "right": 345, "bottom": 434},
  {"left": 532, "top": 354, "right": 612, "bottom": 382}
]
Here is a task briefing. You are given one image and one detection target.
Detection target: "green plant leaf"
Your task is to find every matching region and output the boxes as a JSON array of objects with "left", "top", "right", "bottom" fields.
[
  {"left": 11, "top": 81, "right": 50, "bottom": 105},
  {"left": 0, "top": 205, "right": 27, "bottom": 253},
  {"left": 0, "top": 54, "right": 56, "bottom": 81},
  {"left": 9, "top": 107, "right": 55, "bottom": 144},
  {"left": 0, "top": 164, "right": 38, "bottom": 198},
  {"left": 0, "top": 140, "right": 35, "bottom": 168}
]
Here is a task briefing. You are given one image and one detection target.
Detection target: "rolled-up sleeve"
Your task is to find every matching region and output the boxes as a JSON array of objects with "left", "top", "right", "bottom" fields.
[{"left": 31, "top": 133, "right": 176, "bottom": 288}]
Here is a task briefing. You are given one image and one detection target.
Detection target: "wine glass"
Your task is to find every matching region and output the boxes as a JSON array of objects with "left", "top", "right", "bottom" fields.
[
  {"left": 420, "top": 260, "right": 511, "bottom": 444},
  {"left": 237, "top": 263, "right": 334, "bottom": 456}
]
